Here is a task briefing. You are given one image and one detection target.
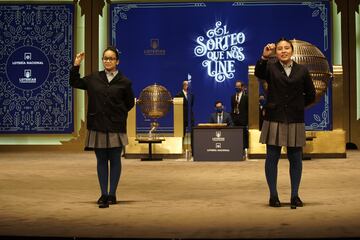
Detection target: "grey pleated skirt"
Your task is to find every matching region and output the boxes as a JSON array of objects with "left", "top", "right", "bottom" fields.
[
  {"left": 85, "top": 130, "right": 128, "bottom": 149},
  {"left": 260, "top": 120, "right": 305, "bottom": 147}
]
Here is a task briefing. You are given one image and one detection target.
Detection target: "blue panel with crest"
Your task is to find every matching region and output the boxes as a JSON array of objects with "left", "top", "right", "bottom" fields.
[{"left": 0, "top": 4, "right": 74, "bottom": 133}]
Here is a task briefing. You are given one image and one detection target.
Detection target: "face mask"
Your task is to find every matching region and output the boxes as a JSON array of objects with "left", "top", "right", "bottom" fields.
[
  {"left": 216, "top": 107, "right": 223, "bottom": 113},
  {"left": 235, "top": 88, "right": 241, "bottom": 93}
]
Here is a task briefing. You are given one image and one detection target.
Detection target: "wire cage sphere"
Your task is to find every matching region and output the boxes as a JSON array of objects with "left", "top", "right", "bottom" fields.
[
  {"left": 266, "top": 39, "right": 332, "bottom": 104},
  {"left": 137, "top": 83, "right": 172, "bottom": 120},
  {"left": 291, "top": 39, "right": 331, "bottom": 104}
]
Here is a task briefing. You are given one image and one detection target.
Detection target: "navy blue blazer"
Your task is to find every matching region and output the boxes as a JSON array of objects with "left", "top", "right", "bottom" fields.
[
  {"left": 254, "top": 59, "right": 315, "bottom": 123},
  {"left": 69, "top": 66, "right": 135, "bottom": 133},
  {"left": 209, "top": 112, "right": 234, "bottom": 126}
]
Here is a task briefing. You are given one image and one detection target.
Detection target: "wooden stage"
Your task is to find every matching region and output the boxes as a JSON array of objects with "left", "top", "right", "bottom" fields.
[{"left": 0, "top": 150, "right": 359, "bottom": 239}]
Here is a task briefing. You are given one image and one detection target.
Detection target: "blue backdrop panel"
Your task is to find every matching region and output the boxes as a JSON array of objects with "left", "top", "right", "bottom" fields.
[
  {"left": 110, "top": 1, "right": 332, "bottom": 131},
  {"left": 0, "top": 4, "right": 74, "bottom": 134}
]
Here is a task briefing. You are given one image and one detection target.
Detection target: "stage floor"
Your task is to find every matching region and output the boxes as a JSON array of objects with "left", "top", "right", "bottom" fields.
[{"left": 0, "top": 150, "right": 360, "bottom": 239}]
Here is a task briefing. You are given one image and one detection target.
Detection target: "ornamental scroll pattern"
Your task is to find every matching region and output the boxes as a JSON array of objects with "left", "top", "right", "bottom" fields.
[
  {"left": 0, "top": 4, "right": 74, "bottom": 133},
  {"left": 305, "top": 1, "right": 330, "bottom": 130}
]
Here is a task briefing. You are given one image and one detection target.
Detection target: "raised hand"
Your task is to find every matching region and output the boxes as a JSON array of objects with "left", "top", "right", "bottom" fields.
[
  {"left": 74, "top": 52, "right": 85, "bottom": 66},
  {"left": 262, "top": 43, "right": 275, "bottom": 59}
]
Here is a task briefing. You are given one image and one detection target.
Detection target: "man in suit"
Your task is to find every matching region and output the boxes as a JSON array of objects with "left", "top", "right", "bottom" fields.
[
  {"left": 230, "top": 80, "right": 248, "bottom": 149},
  {"left": 259, "top": 93, "right": 267, "bottom": 130},
  {"left": 175, "top": 80, "right": 194, "bottom": 156},
  {"left": 209, "top": 100, "right": 233, "bottom": 126},
  {"left": 175, "top": 80, "right": 194, "bottom": 135}
]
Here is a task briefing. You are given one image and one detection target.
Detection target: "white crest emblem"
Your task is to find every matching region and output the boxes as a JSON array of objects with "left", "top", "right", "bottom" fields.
[
  {"left": 216, "top": 130, "right": 221, "bottom": 138},
  {"left": 24, "top": 69, "right": 31, "bottom": 78}
]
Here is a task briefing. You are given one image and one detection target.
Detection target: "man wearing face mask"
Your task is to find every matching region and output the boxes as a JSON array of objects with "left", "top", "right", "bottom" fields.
[
  {"left": 231, "top": 80, "right": 249, "bottom": 149},
  {"left": 209, "top": 100, "right": 233, "bottom": 126}
]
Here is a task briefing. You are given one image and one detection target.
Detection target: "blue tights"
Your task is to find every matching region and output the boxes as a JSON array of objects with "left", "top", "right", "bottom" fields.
[
  {"left": 265, "top": 144, "right": 303, "bottom": 198},
  {"left": 94, "top": 147, "right": 122, "bottom": 196}
]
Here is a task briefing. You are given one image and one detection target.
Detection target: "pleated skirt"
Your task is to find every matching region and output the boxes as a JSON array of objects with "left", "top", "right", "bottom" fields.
[
  {"left": 259, "top": 120, "right": 305, "bottom": 147},
  {"left": 85, "top": 130, "right": 128, "bottom": 149}
]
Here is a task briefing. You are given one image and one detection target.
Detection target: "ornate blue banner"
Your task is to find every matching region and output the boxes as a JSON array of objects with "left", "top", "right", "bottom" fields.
[
  {"left": 110, "top": 1, "right": 332, "bottom": 131},
  {"left": 0, "top": 4, "right": 74, "bottom": 133}
]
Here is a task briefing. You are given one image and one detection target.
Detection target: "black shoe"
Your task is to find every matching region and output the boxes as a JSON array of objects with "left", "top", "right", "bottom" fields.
[
  {"left": 291, "top": 196, "right": 304, "bottom": 207},
  {"left": 269, "top": 196, "right": 281, "bottom": 207},
  {"left": 98, "top": 201, "right": 109, "bottom": 208},
  {"left": 108, "top": 195, "right": 117, "bottom": 205},
  {"left": 97, "top": 194, "right": 108, "bottom": 205}
]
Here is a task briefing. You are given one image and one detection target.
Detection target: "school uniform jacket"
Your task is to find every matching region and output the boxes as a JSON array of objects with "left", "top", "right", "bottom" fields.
[
  {"left": 69, "top": 66, "right": 135, "bottom": 133},
  {"left": 254, "top": 59, "right": 315, "bottom": 123}
]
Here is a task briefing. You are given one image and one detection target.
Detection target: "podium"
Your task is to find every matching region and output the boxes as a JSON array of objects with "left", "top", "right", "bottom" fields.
[{"left": 193, "top": 124, "right": 244, "bottom": 161}]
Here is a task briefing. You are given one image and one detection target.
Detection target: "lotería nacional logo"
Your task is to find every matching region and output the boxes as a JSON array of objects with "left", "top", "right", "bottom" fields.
[
  {"left": 216, "top": 130, "right": 222, "bottom": 138},
  {"left": 24, "top": 52, "right": 32, "bottom": 60},
  {"left": 19, "top": 69, "right": 36, "bottom": 83},
  {"left": 212, "top": 130, "right": 225, "bottom": 142},
  {"left": 194, "top": 21, "right": 246, "bottom": 83},
  {"left": 6, "top": 46, "right": 50, "bottom": 90},
  {"left": 144, "top": 38, "right": 166, "bottom": 56}
]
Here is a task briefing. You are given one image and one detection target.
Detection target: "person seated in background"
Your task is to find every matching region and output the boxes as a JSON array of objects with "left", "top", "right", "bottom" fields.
[{"left": 209, "top": 100, "right": 234, "bottom": 126}]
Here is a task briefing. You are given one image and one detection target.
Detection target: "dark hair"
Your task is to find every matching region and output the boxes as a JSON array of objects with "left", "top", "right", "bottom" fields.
[
  {"left": 103, "top": 46, "right": 120, "bottom": 60},
  {"left": 275, "top": 37, "right": 294, "bottom": 51},
  {"left": 214, "top": 100, "right": 223, "bottom": 106},
  {"left": 235, "top": 80, "right": 244, "bottom": 87}
]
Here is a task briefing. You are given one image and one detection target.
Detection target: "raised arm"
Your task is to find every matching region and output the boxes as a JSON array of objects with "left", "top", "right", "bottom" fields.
[
  {"left": 69, "top": 52, "right": 88, "bottom": 90},
  {"left": 254, "top": 43, "right": 275, "bottom": 80}
]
